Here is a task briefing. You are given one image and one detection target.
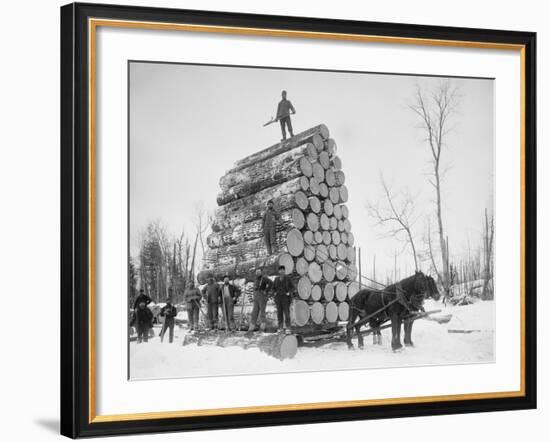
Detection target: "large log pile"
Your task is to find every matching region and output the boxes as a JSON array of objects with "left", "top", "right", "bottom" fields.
[{"left": 198, "top": 124, "right": 360, "bottom": 330}]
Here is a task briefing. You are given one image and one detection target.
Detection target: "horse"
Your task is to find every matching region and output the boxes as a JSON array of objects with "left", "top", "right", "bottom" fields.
[{"left": 346, "top": 271, "right": 440, "bottom": 351}]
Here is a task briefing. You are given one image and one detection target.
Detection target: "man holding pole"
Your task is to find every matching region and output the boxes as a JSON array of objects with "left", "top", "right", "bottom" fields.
[
  {"left": 202, "top": 276, "right": 221, "bottom": 330},
  {"left": 183, "top": 281, "right": 202, "bottom": 331},
  {"left": 272, "top": 265, "right": 294, "bottom": 333},
  {"left": 220, "top": 275, "right": 241, "bottom": 331},
  {"left": 276, "top": 90, "right": 296, "bottom": 141},
  {"left": 248, "top": 268, "right": 273, "bottom": 332},
  {"left": 159, "top": 296, "right": 177, "bottom": 343}
]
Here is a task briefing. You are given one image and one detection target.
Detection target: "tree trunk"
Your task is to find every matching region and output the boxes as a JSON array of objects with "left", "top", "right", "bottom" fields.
[
  {"left": 220, "top": 142, "right": 320, "bottom": 191},
  {"left": 211, "top": 177, "right": 304, "bottom": 232},
  {"left": 323, "top": 199, "right": 334, "bottom": 216},
  {"left": 338, "top": 302, "right": 350, "bottom": 321},
  {"left": 322, "top": 261, "right": 336, "bottom": 281},
  {"left": 202, "top": 228, "right": 303, "bottom": 270},
  {"left": 207, "top": 207, "right": 306, "bottom": 248},
  {"left": 217, "top": 153, "right": 313, "bottom": 205},
  {"left": 183, "top": 331, "right": 298, "bottom": 360},
  {"left": 312, "top": 163, "right": 325, "bottom": 182},
  {"left": 323, "top": 283, "right": 335, "bottom": 301},
  {"left": 297, "top": 276, "right": 312, "bottom": 299},
  {"left": 292, "top": 300, "right": 310, "bottom": 326},
  {"left": 306, "top": 213, "right": 319, "bottom": 231},
  {"left": 229, "top": 124, "right": 329, "bottom": 173},
  {"left": 325, "top": 139, "right": 337, "bottom": 157},
  {"left": 339, "top": 185, "right": 349, "bottom": 203},
  {"left": 335, "top": 170, "right": 346, "bottom": 186},
  {"left": 197, "top": 253, "right": 289, "bottom": 283},
  {"left": 311, "top": 284, "right": 322, "bottom": 301},
  {"left": 311, "top": 302, "right": 324, "bottom": 324},
  {"left": 325, "top": 168, "right": 336, "bottom": 186},
  {"left": 319, "top": 182, "right": 329, "bottom": 198},
  {"left": 334, "top": 281, "right": 348, "bottom": 301},
  {"left": 329, "top": 187, "right": 340, "bottom": 204},
  {"left": 308, "top": 261, "right": 323, "bottom": 283},
  {"left": 319, "top": 151, "right": 331, "bottom": 169},
  {"left": 325, "top": 301, "right": 338, "bottom": 323},
  {"left": 296, "top": 257, "right": 309, "bottom": 276}
]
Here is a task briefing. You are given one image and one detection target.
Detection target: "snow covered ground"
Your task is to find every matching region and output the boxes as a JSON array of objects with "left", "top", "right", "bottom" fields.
[{"left": 129, "top": 300, "right": 495, "bottom": 380}]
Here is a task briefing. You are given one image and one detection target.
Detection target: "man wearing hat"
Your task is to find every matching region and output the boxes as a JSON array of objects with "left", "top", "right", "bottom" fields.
[
  {"left": 131, "top": 297, "right": 154, "bottom": 344},
  {"left": 220, "top": 275, "right": 241, "bottom": 331},
  {"left": 272, "top": 265, "right": 294, "bottom": 333},
  {"left": 276, "top": 90, "right": 296, "bottom": 141},
  {"left": 262, "top": 199, "right": 280, "bottom": 255},
  {"left": 183, "top": 281, "right": 202, "bottom": 331},
  {"left": 201, "top": 276, "right": 222, "bottom": 330},
  {"left": 159, "top": 295, "right": 177, "bottom": 343},
  {"left": 133, "top": 287, "right": 152, "bottom": 311},
  {"left": 248, "top": 268, "right": 273, "bottom": 332}
]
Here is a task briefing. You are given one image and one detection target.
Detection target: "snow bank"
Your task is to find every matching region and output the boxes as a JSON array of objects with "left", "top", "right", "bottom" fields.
[
  {"left": 446, "top": 300, "right": 495, "bottom": 332},
  {"left": 130, "top": 300, "right": 495, "bottom": 380}
]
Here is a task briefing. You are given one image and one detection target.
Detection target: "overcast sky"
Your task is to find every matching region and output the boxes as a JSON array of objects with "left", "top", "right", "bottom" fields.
[{"left": 129, "top": 61, "right": 493, "bottom": 280}]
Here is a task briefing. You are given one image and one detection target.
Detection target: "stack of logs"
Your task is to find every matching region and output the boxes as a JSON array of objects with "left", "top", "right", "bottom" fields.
[{"left": 198, "top": 124, "right": 361, "bottom": 329}]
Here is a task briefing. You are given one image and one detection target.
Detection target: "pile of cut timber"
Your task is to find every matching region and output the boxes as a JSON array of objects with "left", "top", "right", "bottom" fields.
[{"left": 198, "top": 124, "right": 361, "bottom": 329}]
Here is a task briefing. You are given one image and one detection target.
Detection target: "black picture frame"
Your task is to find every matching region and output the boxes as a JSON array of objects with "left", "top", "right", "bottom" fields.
[{"left": 60, "top": 2, "right": 537, "bottom": 438}]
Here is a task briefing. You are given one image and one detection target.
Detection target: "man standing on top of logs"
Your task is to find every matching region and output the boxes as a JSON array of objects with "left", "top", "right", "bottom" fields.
[
  {"left": 202, "top": 276, "right": 221, "bottom": 330},
  {"left": 221, "top": 275, "right": 241, "bottom": 331},
  {"left": 248, "top": 268, "right": 273, "bottom": 333},
  {"left": 262, "top": 199, "right": 280, "bottom": 255},
  {"left": 183, "top": 281, "right": 202, "bottom": 331},
  {"left": 272, "top": 265, "right": 294, "bottom": 333},
  {"left": 276, "top": 90, "right": 296, "bottom": 141}
]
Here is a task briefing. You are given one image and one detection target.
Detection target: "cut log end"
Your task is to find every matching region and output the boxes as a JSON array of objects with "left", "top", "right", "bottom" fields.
[
  {"left": 311, "top": 302, "right": 324, "bottom": 324},
  {"left": 286, "top": 228, "right": 304, "bottom": 257},
  {"left": 308, "top": 261, "right": 323, "bottom": 283},
  {"left": 292, "top": 300, "right": 310, "bottom": 326},
  {"left": 279, "top": 253, "right": 294, "bottom": 275},
  {"left": 277, "top": 334, "right": 298, "bottom": 360},
  {"left": 297, "top": 276, "right": 312, "bottom": 300},
  {"left": 325, "top": 302, "right": 338, "bottom": 323},
  {"left": 338, "top": 302, "right": 350, "bottom": 321}
]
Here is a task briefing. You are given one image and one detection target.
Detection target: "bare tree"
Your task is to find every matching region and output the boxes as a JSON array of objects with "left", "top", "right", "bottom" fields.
[
  {"left": 424, "top": 221, "right": 442, "bottom": 284},
  {"left": 368, "top": 175, "right": 420, "bottom": 271},
  {"left": 482, "top": 208, "right": 495, "bottom": 299},
  {"left": 409, "top": 79, "right": 460, "bottom": 298},
  {"left": 193, "top": 201, "right": 212, "bottom": 257}
]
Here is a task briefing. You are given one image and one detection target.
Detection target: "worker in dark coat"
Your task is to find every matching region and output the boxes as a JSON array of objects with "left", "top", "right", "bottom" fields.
[
  {"left": 272, "top": 265, "right": 294, "bottom": 332},
  {"left": 183, "top": 281, "right": 202, "bottom": 331},
  {"left": 276, "top": 90, "right": 296, "bottom": 141},
  {"left": 133, "top": 288, "right": 152, "bottom": 310},
  {"left": 159, "top": 297, "right": 177, "bottom": 343},
  {"left": 202, "top": 277, "right": 221, "bottom": 330},
  {"left": 262, "top": 200, "right": 280, "bottom": 255},
  {"left": 248, "top": 268, "right": 273, "bottom": 332},
  {"left": 131, "top": 299, "right": 153, "bottom": 343},
  {"left": 220, "top": 275, "right": 241, "bottom": 331}
]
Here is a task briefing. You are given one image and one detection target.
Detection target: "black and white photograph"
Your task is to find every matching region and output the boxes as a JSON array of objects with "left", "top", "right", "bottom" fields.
[{"left": 128, "top": 61, "right": 495, "bottom": 380}]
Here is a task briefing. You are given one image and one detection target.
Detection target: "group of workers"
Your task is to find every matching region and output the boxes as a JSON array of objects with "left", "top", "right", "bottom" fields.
[
  {"left": 187, "top": 265, "right": 295, "bottom": 333},
  {"left": 130, "top": 265, "right": 295, "bottom": 344},
  {"left": 130, "top": 289, "right": 178, "bottom": 344}
]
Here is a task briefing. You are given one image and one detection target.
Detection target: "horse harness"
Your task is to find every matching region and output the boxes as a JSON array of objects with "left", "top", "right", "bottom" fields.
[{"left": 351, "top": 283, "right": 421, "bottom": 319}]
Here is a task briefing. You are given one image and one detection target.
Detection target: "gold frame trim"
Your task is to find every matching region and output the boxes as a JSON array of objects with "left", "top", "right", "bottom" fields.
[{"left": 88, "top": 18, "right": 527, "bottom": 424}]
